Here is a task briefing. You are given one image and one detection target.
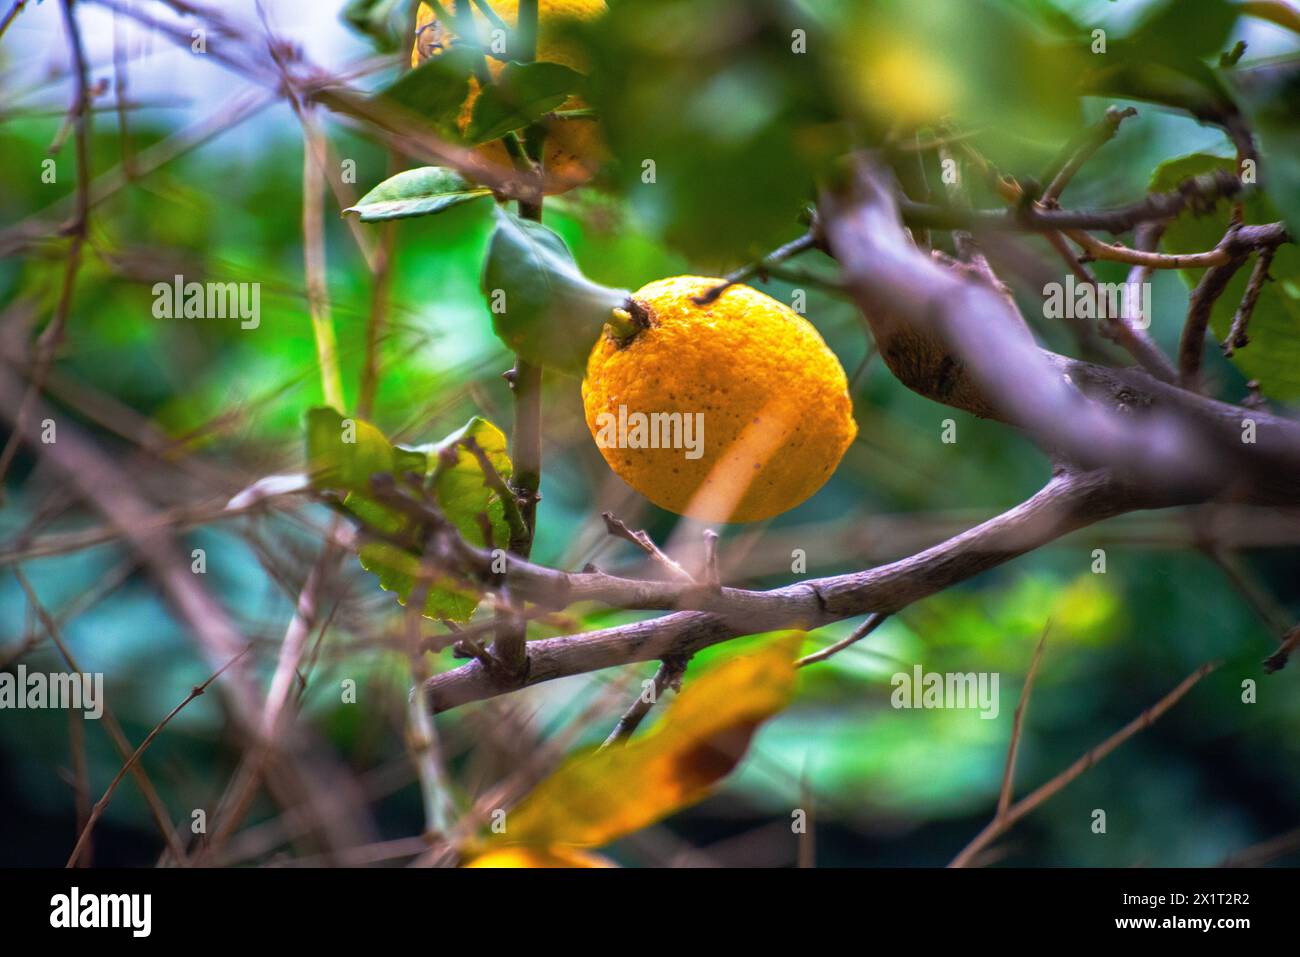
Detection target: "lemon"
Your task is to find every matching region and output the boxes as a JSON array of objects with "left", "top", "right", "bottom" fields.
[
  {"left": 582, "top": 277, "right": 857, "bottom": 523},
  {"left": 412, "top": 0, "right": 606, "bottom": 194}
]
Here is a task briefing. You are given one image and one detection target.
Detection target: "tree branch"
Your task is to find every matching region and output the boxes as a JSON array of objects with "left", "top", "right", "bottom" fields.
[
  {"left": 899, "top": 168, "right": 1243, "bottom": 234},
  {"left": 423, "top": 468, "right": 1136, "bottom": 712},
  {"left": 820, "top": 157, "right": 1300, "bottom": 507},
  {"left": 1179, "top": 255, "right": 1249, "bottom": 390},
  {"left": 1224, "top": 246, "right": 1276, "bottom": 356}
]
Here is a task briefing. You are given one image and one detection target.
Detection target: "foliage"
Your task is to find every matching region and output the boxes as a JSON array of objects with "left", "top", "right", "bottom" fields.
[{"left": 0, "top": 0, "right": 1298, "bottom": 871}]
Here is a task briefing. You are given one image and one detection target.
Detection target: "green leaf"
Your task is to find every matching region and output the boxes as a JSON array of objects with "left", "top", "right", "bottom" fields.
[
  {"left": 377, "top": 45, "right": 481, "bottom": 134},
  {"left": 430, "top": 416, "right": 514, "bottom": 550},
  {"left": 1231, "top": 61, "right": 1300, "bottom": 238},
  {"left": 305, "top": 409, "right": 516, "bottom": 621},
  {"left": 306, "top": 407, "right": 418, "bottom": 491},
  {"left": 1150, "top": 153, "right": 1300, "bottom": 399},
  {"left": 480, "top": 207, "right": 629, "bottom": 373},
  {"left": 346, "top": 167, "right": 494, "bottom": 222},
  {"left": 1080, "top": 1, "right": 1242, "bottom": 127},
  {"left": 351, "top": 500, "right": 483, "bottom": 622},
  {"left": 465, "top": 61, "right": 585, "bottom": 144},
  {"left": 1130, "top": 0, "right": 1239, "bottom": 62},
  {"left": 340, "top": 0, "right": 411, "bottom": 51}
]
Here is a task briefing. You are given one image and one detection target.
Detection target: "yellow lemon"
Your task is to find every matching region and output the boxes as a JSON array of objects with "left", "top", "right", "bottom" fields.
[
  {"left": 412, "top": 0, "right": 606, "bottom": 193},
  {"left": 582, "top": 277, "right": 857, "bottom": 523}
]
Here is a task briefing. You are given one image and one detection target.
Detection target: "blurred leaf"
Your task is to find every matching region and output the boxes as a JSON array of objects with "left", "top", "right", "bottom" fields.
[
  {"left": 1151, "top": 153, "right": 1300, "bottom": 398},
  {"left": 1231, "top": 59, "right": 1300, "bottom": 236},
  {"left": 466, "top": 61, "right": 585, "bottom": 144},
  {"left": 480, "top": 206, "right": 628, "bottom": 373},
  {"left": 1130, "top": 0, "right": 1239, "bottom": 62},
  {"left": 584, "top": 0, "right": 842, "bottom": 261},
  {"left": 378, "top": 45, "right": 480, "bottom": 133},
  {"left": 346, "top": 166, "right": 493, "bottom": 222},
  {"left": 492, "top": 631, "right": 803, "bottom": 849},
  {"left": 1083, "top": 59, "right": 1238, "bottom": 125},
  {"left": 341, "top": 0, "right": 415, "bottom": 51},
  {"left": 306, "top": 410, "right": 512, "bottom": 620},
  {"left": 840, "top": 0, "right": 1084, "bottom": 140},
  {"left": 1080, "top": 0, "right": 1241, "bottom": 127},
  {"left": 463, "top": 846, "right": 616, "bottom": 867},
  {"left": 306, "top": 407, "right": 421, "bottom": 491}
]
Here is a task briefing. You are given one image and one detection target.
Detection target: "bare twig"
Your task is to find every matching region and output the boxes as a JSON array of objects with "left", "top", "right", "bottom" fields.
[
  {"left": 0, "top": 0, "right": 92, "bottom": 496},
  {"left": 601, "top": 511, "right": 696, "bottom": 583},
  {"left": 1107, "top": 221, "right": 1178, "bottom": 382},
  {"left": 1223, "top": 246, "right": 1276, "bottom": 356},
  {"left": 693, "top": 232, "right": 820, "bottom": 305},
  {"left": 423, "top": 470, "right": 1130, "bottom": 712},
  {"left": 301, "top": 111, "right": 345, "bottom": 410},
  {"left": 821, "top": 158, "right": 1300, "bottom": 503},
  {"left": 405, "top": 564, "right": 457, "bottom": 840},
  {"left": 15, "top": 569, "right": 188, "bottom": 864},
  {"left": 796, "top": 613, "right": 889, "bottom": 668},
  {"left": 997, "top": 623, "right": 1050, "bottom": 818},
  {"left": 0, "top": 0, "right": 30, "bottom": 39},
  {"left": 1263, "top": 625, "right": 1300, "bottom": 674},
  {"left": 1179, "top": 255, "right": 1249, "bottom": 390},
  {"left": 1221, "top": 823, "right": 1300, "bottom": 867},
  {"left": 899, "top": 169, "right": 1245, "bottom": 235},
  {"left": 601, "top": 655, "right": 690, "bottom": 748},
  {"left": 487, "top": 0, "right": 547, "bottom": 680},
  {"left": 1041, "top": 106, "right": 1138, "bottom": 204},
  {"left": 66, "top": 648, "right": 251, "bottom": 868},
  {"left": 950, "top": 659, "right": 1219, "bottom": 867}
]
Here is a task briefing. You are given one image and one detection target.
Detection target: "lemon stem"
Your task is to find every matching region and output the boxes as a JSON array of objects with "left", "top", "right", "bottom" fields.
[{"left": 606, "top": 298, "right": 650, "bottom": 344}]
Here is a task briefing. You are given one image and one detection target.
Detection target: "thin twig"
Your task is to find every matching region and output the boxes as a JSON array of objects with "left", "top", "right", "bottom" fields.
[
  {"left": 997, "top": 623, "right": 1050, "bottom": 818},
  {"left": 0, "top": 0, "right": 30, "bottom": 40},
  {"left": 1264, "top": 625, "right": 1300, "bottom": 674},
  {"left": 693, "top": 232, "right": 819, "bottom": 305},
  {"left": 0, "top": 0, "right": 92, "bottom": 497},
  {"left": 1202, "top": 544, "right": 1292, "bottom": 639},
  {"left": 950, "top": 659, "right": 1220, "bottom": 867},
  {"left": 900, "top": 169, "right": 1245, "bottom": 235},
  {"left": 1223, "top": 246, "right": 1276, "bottom": 356},
  {"left": 1041, "top": 106, "right": 1138, "bottom": 204},
  {"left": 486, "top": 0, "right": 547, "bottom": 680},
  {"left": 600, "top": 511, "right": 696, "bottom": 583},
  {"left": 1179, "top": 255, "right": 1249, "bottom": 390},
  {"left": 66, "top": 648, "right": 251, "bottom": 868},
  {"left": 358, "top": 148, "right": 399, "bottom": 418},
  {"left": 1220, "top": 823, "right": 1300, "bottom": 867},
  {"left": 600, "top": 655, "right": 690, "bottom": 748},
  {"left": 796, "top": 613, "right": 889, "bottom": 668},
  {"left": 301, "top": 111, "right": 345, "bottom": 410},
  {"left": 405, "top": 560, "right": 457, "bottom": 840},
  {"left": 67, "top": 709, "right": 91, "bottom": 867},
  {"left": 14, "top": 568, "right": 189, "bottom": 864}
]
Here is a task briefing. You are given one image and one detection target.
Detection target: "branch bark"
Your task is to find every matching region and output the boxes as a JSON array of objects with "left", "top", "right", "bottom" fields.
[
  {"left": 424, "top": 469, "right": 1135, "bottom": 712},
  {"left": 820, "top": 157, "right": 1300, "bottom": 507}
]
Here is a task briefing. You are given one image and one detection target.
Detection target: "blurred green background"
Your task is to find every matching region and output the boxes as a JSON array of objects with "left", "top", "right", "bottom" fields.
[{"left": 1, "top": 0, "right": 1299, "bottom": 867}]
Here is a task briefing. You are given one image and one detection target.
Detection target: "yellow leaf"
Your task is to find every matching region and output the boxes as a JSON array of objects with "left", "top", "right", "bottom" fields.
[
  {"left": 493, "top": 631, "right": 804, "bottom": 849},
  {"left": 464, "top": 846, "right": 616, "bottom": 868}
]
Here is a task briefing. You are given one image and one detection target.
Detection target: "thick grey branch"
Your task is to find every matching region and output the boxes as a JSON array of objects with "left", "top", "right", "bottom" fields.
[
  {"left": 819, "top": 158, "right": 1300, "bottom": 507},
  {"left": 424, "top": 469, "right": 1131, "bottom": 712}
]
